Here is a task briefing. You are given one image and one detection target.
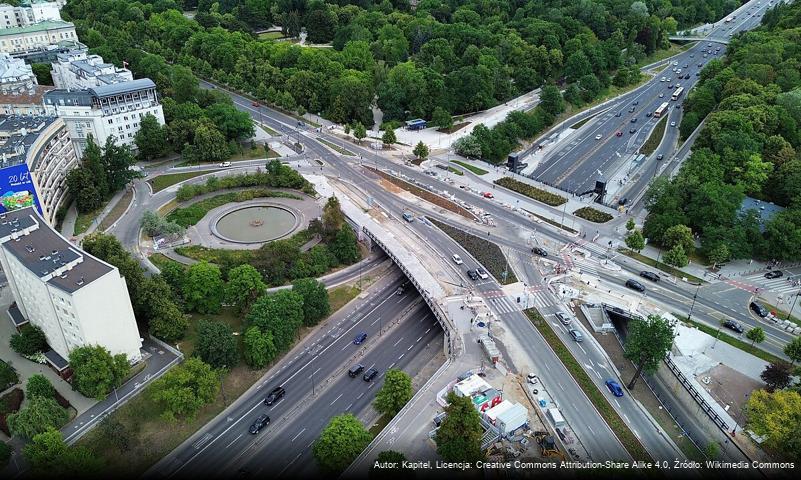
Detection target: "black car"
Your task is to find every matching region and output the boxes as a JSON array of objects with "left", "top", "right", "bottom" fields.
[
  {"left": 646, "top": 112, "right": 652, "bottom": 117},
  {"left": 249, "top": 414, "right": 270, "bottom": 434},
  {"left": 348, "top": 364, "right": 365, "bottom": 378},
  {"left": 633, "top": 101, "right": 639, "bottom": 106},
  {"left": 363, "top": 368, "right": 379, "bottom": 382},
  {"left": 467, "top": 270, "right": 479, "bottom": 281},
  {"left": 639, "top": 271, "right": 660, "bottom": 282},
  {"left": 765, "top": 270, "right": 783, "bottom": 279},
  {"left": 629, "top": 128, "right": 637, "bottom": 134},
  {"left": 264, "top": 386, "right": 285, "bottom": 406},
  {"left": 723, "top": 320, "right": 744, "bottom": 334},
  {"left": 625, "top": 279, "right": 646, "bottom": 292},
  {"left": 750, "top": 301, "right": 768, "bottom": 318},
  {"left": 532, "top": 247, "right": 548, "bottom": 257},
  {"left": 630, "top": 117, "right": 637, "bottom": 123},
  {"left": 615, "top": 111, "right": 622, "bottom": 117}
]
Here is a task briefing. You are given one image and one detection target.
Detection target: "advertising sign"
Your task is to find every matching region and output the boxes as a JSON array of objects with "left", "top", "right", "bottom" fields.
[{"left": 0, "top": 163, "right": 42, "bottom": 215}]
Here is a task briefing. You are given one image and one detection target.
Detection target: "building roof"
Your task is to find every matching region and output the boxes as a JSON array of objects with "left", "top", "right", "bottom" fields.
[
  {"left": 7, "top": 303, "right": 28, "bottom": 327},
  {"left": 42, "top": 88, "right": 93, "bottom": 107},
  {"left": 0, "top": 84, "right": 53, "bottom": 106},
  {"left": 0, "top": 207, "right": 113, "bottom": 293},
  {"left": 0, "top": 20, "right": 74, "bottom": 36},
  {"left": 89, "top": 78, "right": 156, "bottom": 97},
  {"left": 0, "top": 114, "right": 57, "bottom": 168},
  {"left": 740, "top": 196, "right": 785, "bottom": 232},
  {"left": 0, "top": 53, "right": 35, "bottom": 82},
  {"left": 43, "top": 349, "right": 68, "bottom": 371}
]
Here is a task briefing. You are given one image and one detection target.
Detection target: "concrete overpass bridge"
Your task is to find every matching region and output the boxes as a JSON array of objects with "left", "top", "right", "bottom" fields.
[{"left": 668, "top": 35, "right": 730, "bottom": 44}]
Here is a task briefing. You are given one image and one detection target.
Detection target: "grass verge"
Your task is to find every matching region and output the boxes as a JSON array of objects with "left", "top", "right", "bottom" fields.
[
  {"left": 451, "top": 160, "right": 488, "bottom": 176},
  {"left": 494, "top": 177, "right": 567, "bottom": 206},
  {"left": 148, "top": 253, "right": 186, "bottom": 271},
  {"left": 319, "top": 138, "right": 355, "bottom": 156},
  {"left": 328, "top": 284, "right": 361, "bottom": 313},
  {"left": 682, "top": 318, "right": 782, "bottom": 364},
  {"left": 228, "top": 147, "right": 280, "bottom": 161},
  {"left": 525, "top": 309, "right": 652, "bottom": 462},
  {"left": 98, "top": 189, "right": 134, "bottom": 232},
  {"left": 573, "top": 206, "right": 613, "bottom": 223},
  {"left": 148, "top": 170, "right": 218, "bottom": 193},
  {"left": 74, "top": 207, "right": 102, "bottom": 236},
  {"left": 166, "top": 189, "right": 301, "bottom": 227},
  {"left": 570, "top": 115, "right": 595, "bottom": 130},
  {"left": 640, "top": 116, "right": 667, "bottom": 156},
  {"left": 636, "top": 42, "right": 694, "bottom": 69},
  {"left": 448, "top": 166, "right": 464, "bottom": 176},
  {"left": 259, "top": 124, "right": 279, "bottom": 136},
  {"left": 429, "top": 218, "right": 518, "bottom": 284},
  {"left": 617, "top": 248, "right": 705, "bottom": 285}
]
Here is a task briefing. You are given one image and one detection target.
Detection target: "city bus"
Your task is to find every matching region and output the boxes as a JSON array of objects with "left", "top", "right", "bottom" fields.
[
  {"left": 672, "top": 87, "right": 684, "bottom": 101},
  {"left": 654, "top": 102, "right": 669, "bottom": 118}
]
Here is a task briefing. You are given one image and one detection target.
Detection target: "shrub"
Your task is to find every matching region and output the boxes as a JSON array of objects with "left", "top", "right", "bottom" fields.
[
  {"left": 573, "top": 207, "right": 614, "bottom": 223},
  {"left": 0, "top": 388, "right": 24, "bottom": 436},
  {"left": 494, "top": 177, "right": 567, "bottom": 206},
  {"left": 26, "top": 374, "right": 56, "bottom": 399},
  {"left": 9, "top": 325, "right": 48, "bottom": 356},
  {"left": 0, "top": 360, "right": 18, "bottom": 390},
  {"left": 175, "top": 160, "right": 314, "bottom": 201},
  {"left": 167, "top": 189, "right": 301, "bottom": 227}
]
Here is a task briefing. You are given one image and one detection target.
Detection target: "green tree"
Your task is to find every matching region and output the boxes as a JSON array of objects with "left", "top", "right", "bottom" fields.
[
  {"left": 205, "top": 103, "right": 255, "bottom": 141},
  {"left": 663, "top": 244, "right": 688, "bottom": 268},
  {"left": 625, "top": 229, "right": 645, "bottom": 252},
  {"left": 453, "top": 135, "right": 482, "bottom": 158},
  {"left": 374, "top": 369, "right": 413, "bottom": 417},
  {"left": 663, "top": 224, "right": 694, "bottom": 253},
  {"left": 784, "top": 337, "right": 801, "bottom": 365},
  {"left": 65, "top": 168, "right": 103, "bottom": 213},
  {"left": 745, "top": 389, "right": 801, "bottom": 459},
  {"left": 26, "top": 374, "right": 55, "bottom": 399},
  {"left": 539, "top": 84, "right": 565, "bottom": 116},
  {"left": 626, "top": 218, "right": 636, "bottom": 232},
  {"left": 746, "top": 327, "right": 765, "bottom": 347},
  {"left": 761, "top": 361, "right": 793, "bottom": 392},
  {"left": 330, "top": 226, "right": 360, "bottom": 265},
  {"left": 183, "top": 261, "right": 225, "bottom": 314},
  {"left": 101, "top": 136, "right": 138, "bottom": 193},
  {"left": 170, "top": 65, "right": 199, "bottom": 104},
  {"left": 413, "top": 141, "right": 429, "bottom": 160},
  {"left": 321, "top": 196, "right": 346, "bottom": 241},
  {"left": 97, "top": 415, "right": 135, "bottom": 453},
  {"left": 186, "top": 122, "right": 229, "bottom": 163},
  {"left": 353, "top": 122, "right": 367, "bottom": 143},
  {"left": 382, "top": 128, "right": 397, "bottom": 147},
  {"left": 149, "top": 297, "right": 189, "bottom": 342},
  {"left": 150, "top": 357, "right": 220, "bottom": 421},
  {"left": 7, "top": 396, "right": 69, "bottom": 440},
  {"left": 195, "top": 320, "right": 238, "bottom": 369},
  {"left": 623, "top": 314, "right": 675, "bottom": 389},
  {"left": 225, "top": 264, "right": 266, "bottom": 313},
  {"left": 246, "top": 290, "right": 304, "bottom": 352},
  {"left": 431, "top": 106, "right": 453, "bottom": 130},
  {"left": 23, "top": 428, "right": 104, "bottom": 477},
  {"left": 31, "top": 63, "right": 53, "bottom": 85},
  {"left": 313, "top": 413, "right": 372, "bottom": 473},
  {"left": 435, "top": 391, "right": 483, "bottom": 462},
  {"left": 243, "top": 326, "right": 277, "bottom": 368},
  {"left": 68, "top": 345, "right": 129, "bottom": 400},
  {"left": 292, "top": 278, "right": 330, "bottom": 326},
  {"left": 707, "top": 243, "right": 730, "bottom": 267},
  {"left": 9, "top": 325, "right": 47, "bottom": 356},
  {"left": 134, "top": 114, "right": 169, "bottom": 161}
]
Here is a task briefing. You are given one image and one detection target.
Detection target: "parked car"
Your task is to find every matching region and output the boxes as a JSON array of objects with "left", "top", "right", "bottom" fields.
[
  {"left": 527, "top": 373, "right": 539, "bottom": 384},
  {"left": 532, "top": 247, "right": 548, "bottom": 257},
  {"left": 475, "top": 267, "right": 489, "bottom": 280},
  {"left": 219, "top": 161, "right": 231, "bottom": 167},
  {"left": 750, "top": 302, "right": 769, "bottom": 318},
  {"left": 630, "top": 118, "right": 637, "bottom": 123},
  {"left": 467, "top": 270, "right": 479, "bottom": 281},
  {"left": 605, "top": 380, "right": 624, "bottom": 397},
  {"left": 616, "top": 131, "right": 623, "bottom": 137},
  {"left": 595, "top": 134, "right": 602, "bottom": 140},
  {"left": 452, "top": 254, "right": 463, "bottom": 265},
  {"left": 723, "top": 320, "right": 744, "bottom": 334},
  {"left": 625, "top": 279, "right": 646, "bottom": 292},
  {"left": 639, "top": 271, "right": 660, "bottom": 282},
  {"left": 556, "top": 312, "right": 571, "bottom": 325},
  {"left": 568, "top": 329, "right": 583, "bottom": 342},
  {"left": 348, "top": 364, "right": 365, "bottom": 378},
  {"left": 629, "top": 128, "right": 637, "bottom": 134},
  {"left": 249, "top": 414, "right": 270, "bottom": 434},
  {"left": 765, "top": 270, "right": 783, "bottom": 279},
  {"left": 264, "top": 386, "right": 285, "bottom": 406},
  {"left": 353, "top": 332, "right": 368, "bottom": 345},
  {"left": 363, "top": 368, "right": 379, "bottom": 382}
]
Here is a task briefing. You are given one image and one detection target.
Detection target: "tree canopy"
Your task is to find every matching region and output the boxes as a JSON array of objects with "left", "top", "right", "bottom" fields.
[
  {"left": 623, "top": 314, "right": 675, "bottom": 389},
  {"left": 68, "top": 345, "right": 130, "bottom": 400},
  {"left": 374, "top": 369, "right": 413, "bottom": 418},
  {"left": 435, "top": 391, "right": 484, "bottom": 463},
  {"left": 150, "top": 357, "right": 220, "bottom": 421},
  {"left": 313, "top": 413, "right": 372, "bottom": 473}
]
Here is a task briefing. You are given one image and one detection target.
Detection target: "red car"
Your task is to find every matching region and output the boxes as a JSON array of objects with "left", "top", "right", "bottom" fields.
[
  {"left": 483, "top": 192, "right": 494, "bottom": 199},
  {"left": 251, "top": 101, "right": 260, "bottom": 107},
  {"left": 615, "top": 131, "right": 623, "bottom": 137}
]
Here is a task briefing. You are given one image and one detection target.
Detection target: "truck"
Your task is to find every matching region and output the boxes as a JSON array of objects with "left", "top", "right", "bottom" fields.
[{"left": 402, "top": 211, "right": 414, "bottom": 222}]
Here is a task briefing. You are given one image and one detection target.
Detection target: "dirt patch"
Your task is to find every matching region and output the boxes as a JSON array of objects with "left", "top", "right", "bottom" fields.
[
  {"left": 698, "top": 364, "right": 761, "bottom": 425},
  {"left": 367, "top": 166, "right": 476, "bottom": 220},
  {"left": 378, "top": 178, "right": 403, "bottom": 194}
]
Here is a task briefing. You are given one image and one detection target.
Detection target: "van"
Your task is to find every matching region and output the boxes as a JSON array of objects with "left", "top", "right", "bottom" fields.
[{"left": 348, "top": 364, "right": 365, "bottom": 378}]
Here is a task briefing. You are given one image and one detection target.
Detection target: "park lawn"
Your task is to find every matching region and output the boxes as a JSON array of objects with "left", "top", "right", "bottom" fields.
[
  {"left": 148, "top": 170, "right": 218, "bottom": 193},
  {"left": 228, "top": 147, "right": 280, "bottom": 161},
  {"left": 98, "top": 189, "right": 134, "bottom": 232},
  {"left": 451, "top": 160, "right": 487, "bottom": 175},
  {"left": 328, "top": 285, "right": 361, "bottom": 313},
  {"left": 177, "top": 307, "right": 245, "bottom": 357},
  {"left": 640, "top": 116, "right": 667, "bottom": 156},
  {"left": 258, "top": 31, "right": 285, "bottom": 40},
  {"left": 73, "top": 207, "right": 102, "bottom": 235}
]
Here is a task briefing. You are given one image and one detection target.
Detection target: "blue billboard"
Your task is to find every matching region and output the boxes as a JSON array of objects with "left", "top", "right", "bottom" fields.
[{"left": 0, "top": 163, "right": 42, "bottom": 215}]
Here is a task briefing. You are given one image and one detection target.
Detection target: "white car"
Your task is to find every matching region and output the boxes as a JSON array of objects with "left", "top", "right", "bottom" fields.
[
  {"left": 595, "top": 134, "right": 602, "bottom": 140},
  {"left": 475, "top": 267, "right": 489, "bottom": 280},
  {"left": 670, "top": 121, "right": 676, "bottom": 127},
  {"left": 660, "top": 76, "right": 666, "bottom": 82},
  {"left": 219, "top": 161, "right": 231, "bottom": 167},
  {"left": 659, "top": 93, "right": 665, "bottom": 98},
  {"left": 452, "top": 254, "right": 463, "bottom": 265}
]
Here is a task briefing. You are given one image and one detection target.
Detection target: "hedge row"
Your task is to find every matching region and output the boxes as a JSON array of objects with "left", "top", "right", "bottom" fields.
[
  {"left": 573, "top": 207, "right": 613, "bottom": 223},
  {"left": 167, "top": 189, "right": 301, "bottom": 227},
  {"left": 175, "top": 160, "right": 314, "bottom": 201},
  {"left": 494, "top": 177, "right": 567, "bottom": 206}
]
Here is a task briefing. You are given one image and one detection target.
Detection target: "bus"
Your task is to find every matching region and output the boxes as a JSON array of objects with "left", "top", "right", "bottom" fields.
[
  {"left": 654, "top": 102, "right": 669, "bottom": 118},
  {"left": 672, "top": 87, "right": 684, "bottom": 101}
]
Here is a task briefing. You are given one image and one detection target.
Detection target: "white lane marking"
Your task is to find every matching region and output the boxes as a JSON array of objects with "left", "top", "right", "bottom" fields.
[
  {"left": 290, "top": 428, "right": 307, "bottom": 443},
  {"left": 357, "top": 392, "right": 365, "bottom": 400},
  {"left": 398, "top": 354, "right": 405, "bottom": 360},
  {"left": 393, "top": 337, "right": 404, "bottom": 347},
  {"left": 578, "top": 344, "right": 587, "bottom": 355},
  {"left": 417, "top": 336, "right": 423, "bottom": 342},
  {"left": 346, "top": 403, "right": 353, "bottom": 411},
  {"left": 615, "top": 399, "right": 621, "bottom": 409},
  {"left": 225, "top": 433, "right": 242, "bottom": 449},
  {"left": 309, "top": 367, "right": 320, "bottom": 379},
  {"left": 330, "top": 393, "right": 343, "bottom": 406},
  {"left": 407, "top": 345, "right": 413, "bottom": 351}
]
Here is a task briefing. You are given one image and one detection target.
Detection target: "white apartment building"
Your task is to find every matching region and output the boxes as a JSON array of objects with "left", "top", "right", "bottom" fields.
[
  {"left": 0, "top": 114, "right": 78, "bottom": 223},
  {"left": 0, "top": 20, "right": 76, "bottom": 55},
  {"left": 0, "top": 207, "right": 142, "bottom": 372},
  {"left": 0, "top": 51, "right": 36, "bottom": 95},
  {"left": 51, "top": 48, "right": 133, "bottom": 90},
  {"left": 43, "top": 78, "right": 165, "bottom": 156},
  {"left": 0, "top": 1, "right": 63, "bottom": 29}
]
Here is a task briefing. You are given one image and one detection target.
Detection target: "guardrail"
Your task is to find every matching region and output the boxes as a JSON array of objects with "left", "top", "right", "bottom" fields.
[{"left": 663, "top": 354, "right": 729, "bottom": 431}]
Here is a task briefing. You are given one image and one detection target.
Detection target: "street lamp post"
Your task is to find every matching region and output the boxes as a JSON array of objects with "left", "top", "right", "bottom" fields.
[
  {"left": 220, "top": 365, "right": 228, "bottom": 406},
  {"left": 787, "top": 285, "right": 801, "bottom": 320},
  {"left": 687, "top": 284, "right": 701, "bottom": 321}
]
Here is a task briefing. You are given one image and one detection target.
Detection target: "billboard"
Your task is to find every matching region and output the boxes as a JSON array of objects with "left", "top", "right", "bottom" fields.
[{"left": 0, "top": 163, "right": 42, "bottom": 215}]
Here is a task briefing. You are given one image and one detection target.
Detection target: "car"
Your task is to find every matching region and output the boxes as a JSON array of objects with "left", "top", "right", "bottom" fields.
[
  {"left": 363, "top": 368, "right": 379, "bottom": 382},
  {"left": 671, "top": 67, "right": 677, "bottom": 73},
  {"left": 639, "top": 271, "right": 661, "bottom": 282},
  {"left": 532, "top": 247, "right": 548, "bottom": 257},
  {"left": 698, "top": 63, "right": 703, "bottom": 67},
  {"left": 723, "top": 320, "right": 744, "bottom": 334},
  {"left": 353, "top": 332, "right": 368, "bottom": 345},
  {"left": 673, "top": 61, "right": 679, "bottom": 66},
  {"left": 296, "top": 121, "right": 304, "bottom": 127},
  {"left": 251, "top": 101, "right": 260, "bottom": 107},
  {"left": 660, "top": 76, "right": 666, "bottom": 82},
  {"left": 219, "top": 161, "right": 231, "bottom": 167},
  {"left": 483, "top": 192, "right": 494, "bottom": 199},
  {"left": 690, "top": 53, "right": 695, "bottom": 58},
  {"left": 556, "top": 312, "right": 571, "bottom": 325},
  {"left": 264, "top": 386, "right": 285, "bottom": 406},
  {"left": 713, "top": 51, "right": 718, "bottom": 55},
  {"left": 703, "top": 53, "right": 708, "bottom": 58},
  {"left": 568, "top": 329, "right": 583, "bottom": 342},
  {"left": 395, "top": 283, "right": 407, "bottom": 295},
  {"left": 615, "top": 111, "right": 622, "bottom": 117},
  {"left": 452, "top": 254, "right": 463, "bottom": 265},
  {"left": 595, "top": 134, "right": 602, "bottom": 140},
  {"left": 628, "top": 106, "right": 635, "bottom": 112},
  {"left": 625, "top": 279, "right": 646, "bottom": 292},
  {"left": 249, "top": 414, "right": 270, "bottom": 434},
  {"left": 667, "top": 84, "right": 674, "bottom": 89},
  {"left": 633, "top": 101, "right": 639, "bottom": 105},
  {"left": 695, "top": 72, "right": 701, "bottom": 77},
  {"left": 659, "top": 93, "right": 665, "bottom": 98},
  {"left": 527, "top": 373, "right": 539, "bottom": 384},
  {"left": 348, "top": 364, "right": 365, "bottom": 378},
  {"left": 433, "top": 412, "right": 447, "bottom": 427},
  {"left": 605, "top": 379, "right": 624, "bottom": 397},
  {"left": 670, "top": 121, "right": 676, "bottom": 127},
  {"left": 667, "top": 77, "right": 672, "bottom": 82},
  {"left": 467, "top": 269, "right": 479, "bottom": 281},
  {"left": 676, "top": 69, "right": 682, "bottom": 74},
  {"left": 646, "top": 112, "right": 652, "bottom": 118},
  {"left": 475, "top": 267, "right": 489, "bottom": 280},
  {"left": 765, "top": 270, "right": 783, "bottom": 279},
  {"left": 630, "top": 118, "right": 637, "bottom": 123},
  {"left": 629, "top": 128, "right": 637, "bottom": 134},
  {"left": 615, "top": 131, "right": 623, "bottom": 137},
  {"left": 708, "top": 43, "right": 713, "bottom": 47},
  {"left": 750, "top": 302, "right": 769, "bottom": 318}
]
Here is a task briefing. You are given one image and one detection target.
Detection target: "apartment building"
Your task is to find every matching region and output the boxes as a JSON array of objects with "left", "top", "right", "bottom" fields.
[
  {"left": 0, "top": 1, "right": 63, "bottom": 29},
  {"left": 0, "top": 20, "right": 76, "bottom": 55},
  {"left": 0, "top": 51, "right": 36, "bottom": 95},
  {"left": 51, "top": 47, "right": 133, "bottom": 90},
  {"left": 0, "top": 206, "right": 142, "bottom": 372}
]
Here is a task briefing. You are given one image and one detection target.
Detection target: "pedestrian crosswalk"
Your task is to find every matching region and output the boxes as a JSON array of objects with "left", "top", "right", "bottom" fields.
[
  {"left": 484, "top": 288, "right": 555, "bottom": 314},
  {"left": 739, "top": 273, "right": 801, "bottom": 295}
]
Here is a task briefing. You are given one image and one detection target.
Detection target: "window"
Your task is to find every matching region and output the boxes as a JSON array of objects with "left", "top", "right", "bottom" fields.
[{"left": 107, "top": 118, "right": 113, "bottom": 124}]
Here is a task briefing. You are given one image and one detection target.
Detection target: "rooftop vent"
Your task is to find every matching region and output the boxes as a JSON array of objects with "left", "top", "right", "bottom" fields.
[
  {"left": 75, "top": 277, "right": 85, "bottom": 286},
  {"left": 25, "top": 244, "right": 34, "bottom": 253},
  {"left": 59, "top": 272, "right": 68, "bottom": 279}
]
